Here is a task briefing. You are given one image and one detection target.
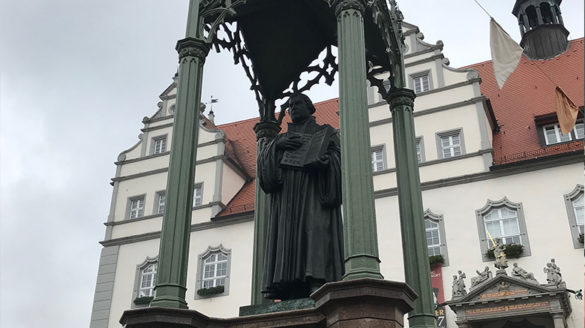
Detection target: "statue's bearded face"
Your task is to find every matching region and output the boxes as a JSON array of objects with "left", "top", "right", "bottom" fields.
[{"left": 289, "top": 96, "right": 312, "bottom": 123}]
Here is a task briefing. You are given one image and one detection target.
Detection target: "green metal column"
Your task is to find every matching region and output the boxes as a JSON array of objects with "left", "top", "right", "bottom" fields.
[
  {"left": 387, "top": 88, "right": 436, "bottom": 328},
  {"left": 151, "top": 0, "right": 208, "bottom": 309},
  {"left": 334, "top": 0, "right": 383, "bottom": 281},
  {"left": 251, "top": 121, "right": 281, "bottom": 305}
]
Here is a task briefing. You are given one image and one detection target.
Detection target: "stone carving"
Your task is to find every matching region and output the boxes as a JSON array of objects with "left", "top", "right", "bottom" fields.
[
  {"left": 492, "top": 239, "right": 508, "bottom": 275},
  {"left": 544, "top": 258, "right": 564, "bottom": 287},
  {"left": 258, "top": 93, "right": 344, "bottom": 300},
  {"left": 470, "top": 266, "right": 493, "bottom": 289},
  {"left": 452, "top": 270, "right": 467, "bottom": 298},
  {"left": 511, "top": 263, "right": 538, "bottom": 284}
]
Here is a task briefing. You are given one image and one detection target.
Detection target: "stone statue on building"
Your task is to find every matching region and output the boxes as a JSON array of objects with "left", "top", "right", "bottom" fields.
[
  {"left": 511, "top": 263, "right": 538, "bottom": 284},
  {"left": 492, "top": 239, "right": 508, "bottom": 275},
  {"left": 470, "top": 266, "right": 492, "bottom": 289},
  {"left": 452, "top": 270, "right": 467, "bottom": 298},
  {"left": 258, "top": 93, "right": 344, "bottom": 300},
  {"left": 544, "top": 258, "right": 564, "bottom": 287}
]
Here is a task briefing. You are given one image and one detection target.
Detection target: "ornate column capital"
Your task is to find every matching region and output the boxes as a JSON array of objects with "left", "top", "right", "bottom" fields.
[
  {"left": 253, "top": 121, "right": 281, "bottom": 140},
  {"left": 331, "top": 0, "right": 366, "bottom": 16},
  {"left": 176, "top": 37, "right": 210, "bottom": 61},
  {"left": 386, "top": 88, "right": 416, "bottom": 112}
]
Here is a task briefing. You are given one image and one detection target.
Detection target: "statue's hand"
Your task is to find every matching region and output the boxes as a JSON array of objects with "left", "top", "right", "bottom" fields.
[
  {"left": 276, "top": 134, "right": 303, "bottom": 150},
  {"left": 309, "top": 155, "right": 330, "bottom": 170}
]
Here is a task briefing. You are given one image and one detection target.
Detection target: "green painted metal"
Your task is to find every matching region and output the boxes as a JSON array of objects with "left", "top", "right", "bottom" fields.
[
  {"left": 335, "top": 1, "right": 383, "bottom": 281},
  {"left": 150, "top": 0, "right": 209, "bottom": 308},
  {"left": 250, "top": 121, "right": 281, "bottom": 305},
  {"left": 388, "top": 88, "right": 436, "bottom": 328}
]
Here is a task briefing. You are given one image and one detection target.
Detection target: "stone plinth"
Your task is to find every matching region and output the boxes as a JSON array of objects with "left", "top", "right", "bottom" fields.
[{"left": 120, "top": 279, "right": 417, "bottom": 328}]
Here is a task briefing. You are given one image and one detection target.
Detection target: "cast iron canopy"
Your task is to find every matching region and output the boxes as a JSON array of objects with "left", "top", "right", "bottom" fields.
[{"left": 202, "top": 0, "right": 402, "bottom": 103}]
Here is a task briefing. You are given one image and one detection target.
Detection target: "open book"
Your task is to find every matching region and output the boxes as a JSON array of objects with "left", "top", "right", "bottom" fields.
[{"left": 280, "top": 126, "right": 334, "bottom": 169}]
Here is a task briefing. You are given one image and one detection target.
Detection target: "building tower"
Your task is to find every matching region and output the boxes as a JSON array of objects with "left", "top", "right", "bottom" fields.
[{"left": 513, "top": 0, "right": 570, "bottom": 59}]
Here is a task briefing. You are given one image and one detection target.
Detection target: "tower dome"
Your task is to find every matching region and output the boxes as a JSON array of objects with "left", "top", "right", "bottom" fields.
[{"left": 512, "top": 0, "right": 569, "bottom": 59}]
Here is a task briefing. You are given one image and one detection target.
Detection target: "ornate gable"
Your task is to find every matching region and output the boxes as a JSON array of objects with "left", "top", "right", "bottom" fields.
[{"left": 448, "top": 275, "right": 572, "bottom": 325}]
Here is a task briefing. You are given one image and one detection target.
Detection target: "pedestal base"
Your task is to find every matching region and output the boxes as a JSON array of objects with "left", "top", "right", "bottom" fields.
[{"left": 120, "top": 279, "right": 417, "bottom": 328}]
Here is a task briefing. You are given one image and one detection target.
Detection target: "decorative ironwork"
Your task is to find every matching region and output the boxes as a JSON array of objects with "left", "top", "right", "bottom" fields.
[
  {"left": 279, "top": 45, "right": 338, "bottom": 110},
  {"left": 200, "top": 0, "right": 247, "bottom": 43},
  {"left": 367, "top": 0, "right": 406, "bottom": 100},
  {"left": 210, "top": 21, "right": 338, "bottom": 124}
]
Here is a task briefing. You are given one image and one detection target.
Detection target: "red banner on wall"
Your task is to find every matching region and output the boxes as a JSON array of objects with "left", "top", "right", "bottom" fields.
[{"left": 431, "top": 265, "right": 447, "bottom": 327}]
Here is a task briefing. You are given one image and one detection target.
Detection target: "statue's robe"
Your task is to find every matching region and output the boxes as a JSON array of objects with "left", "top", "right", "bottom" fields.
[{"left": 258, "top": 117, "right": 344, "bottom": 299}]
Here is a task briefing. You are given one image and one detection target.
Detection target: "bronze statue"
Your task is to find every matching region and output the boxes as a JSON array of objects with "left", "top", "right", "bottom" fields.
[{"left": 258, "top": 93, "right": 344, "bottom": 300}]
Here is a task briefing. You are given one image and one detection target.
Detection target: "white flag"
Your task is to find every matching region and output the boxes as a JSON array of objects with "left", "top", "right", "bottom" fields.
[{"left": 490, "top": 18, "right": 524, "bottom": 89}]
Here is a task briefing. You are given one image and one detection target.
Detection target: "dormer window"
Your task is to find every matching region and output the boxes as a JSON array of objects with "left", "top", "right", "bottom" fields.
[{"left": 542, "top": 122, "right": 584, "bottom": 145}]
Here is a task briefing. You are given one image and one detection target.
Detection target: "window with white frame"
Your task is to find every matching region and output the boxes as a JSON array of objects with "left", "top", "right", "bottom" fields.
[
  {"left": 574, "top": 193, "right": 584, "bottom": 234},
  {"left": 425, "top": 219, "right": 441, "bottom": 256},
  {"left": 543, "top": 124, "right": 572, "bottom": 145},
  {"left": 193, "top": 184, "right": 203, "bottom": 207},
  {"left": 195, "top": 245, "right": 231, "bottom": 298},
  {"left": 138, "top": 263, "right": 157, "bottom": 297},
  {"left": 475, "top": 197, "right": 531, "bottom": 261},
  {"left": 440, "top": 134, "right": 461, "bottom": 158},
  {"left": 413, "top": 74, "right": 430, "bottom": 93},
  {"left": 564, "top": 185, "right": 584, "bottom": 248},
  {"left": 416, "top": 138, "right": 424, "bottom": 163},
  {"left": 156, "top": 191, "right": 166, "bottom": 215},
  {"left": 371, "top": 148, "right": 385, "bottom": 172},
  {"left": 128, "top": 196, "right": 145, "bottom": 219},
  {"left": 424, "top": 209, "right": 449, "bottom": 265},
  {"left": 202, "top": 253, "right": 228, "bottom": 288},
  {"left": 574, "top": 122, "right": 585, "bottom": 139},
  {"left": 483, "top": 207, "right": 521, "bottom": 246},
  {"left": 152, "top": 136, "right": 167, "bottom": 154},
  {"left": 437, "top": 130, "right": 464, "bottom": 159}
]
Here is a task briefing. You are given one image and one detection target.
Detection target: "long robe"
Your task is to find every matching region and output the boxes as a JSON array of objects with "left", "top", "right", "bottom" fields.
[{"left": 258, "top": 118, "right": 344, "bottom": 299}]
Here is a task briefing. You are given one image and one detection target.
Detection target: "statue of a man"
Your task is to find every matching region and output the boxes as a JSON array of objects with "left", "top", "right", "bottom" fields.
[
  {"left": 511, "top": 263, "right": 538, "bottom": 283},
  {"left": 452, "top": 271, "right": 467, "bottom": 298},
  {"left": 258, "top": 93, "right": 344, "bottom": 300},
  {"left": 471, "top": 266, "right": 492, "bottom": 288}
]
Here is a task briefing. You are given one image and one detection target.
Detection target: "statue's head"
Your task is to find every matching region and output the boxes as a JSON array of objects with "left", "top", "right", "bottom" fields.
[
  {"left": 288, "top": 93, "right": 316, "bottom": 123},
  {"left": 453, "top": 275, "right": 457, "bottom": 280},
  {"left": 513, "top": 263, "right": 518, "bottom": 267}
]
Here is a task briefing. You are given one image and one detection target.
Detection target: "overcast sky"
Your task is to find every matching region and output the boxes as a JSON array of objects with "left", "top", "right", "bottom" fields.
[{"left": 0, "top": 1, "right": 582, "bottom": 327}]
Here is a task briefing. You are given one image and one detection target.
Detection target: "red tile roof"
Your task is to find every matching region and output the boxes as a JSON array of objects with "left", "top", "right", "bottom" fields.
[
  {"left": 216, "top": 98, "right": 340, "bottom": 216},
  {"left": 466, "top": 38, "right": 584, "bottom": 165}
]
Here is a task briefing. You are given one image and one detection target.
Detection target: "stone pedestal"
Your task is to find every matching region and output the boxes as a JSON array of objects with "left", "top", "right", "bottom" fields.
[{"left": 120, "top": 279, "right": 416, "bottom": 328}]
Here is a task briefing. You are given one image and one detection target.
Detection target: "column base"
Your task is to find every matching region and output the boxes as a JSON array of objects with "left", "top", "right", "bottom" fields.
[{"left": 120, "top": 279, "right": 417, "bottom": 328}]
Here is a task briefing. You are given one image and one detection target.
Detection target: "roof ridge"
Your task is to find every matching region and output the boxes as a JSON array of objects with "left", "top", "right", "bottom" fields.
[{"left": 216, "top": 116, "right": 260, "bottom": 128}]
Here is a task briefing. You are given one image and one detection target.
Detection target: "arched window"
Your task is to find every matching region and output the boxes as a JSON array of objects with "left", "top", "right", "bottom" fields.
[
  {"left": 526, "top": 6, "right": 538, "bottom": 29},
  {"left": 424, "top": 209, "right": 449, "bottom": 266},
  {"left": 139, "top": 263, "right": 157, "bottom": 297},
  {"left": 132, "top": 256, "right": 158, "bottom": 307},
  {"left": 476, "top": 197, "right": 531, "bottom": 261},
  {"left": 540, "top": 2, "right": 554, "bottom": 24},
  {"left": 195, "top": 245, "right": 231, "bottom": 299},
  {"left": 564, "top": 185, "right": 584, "bottom": 249}
]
